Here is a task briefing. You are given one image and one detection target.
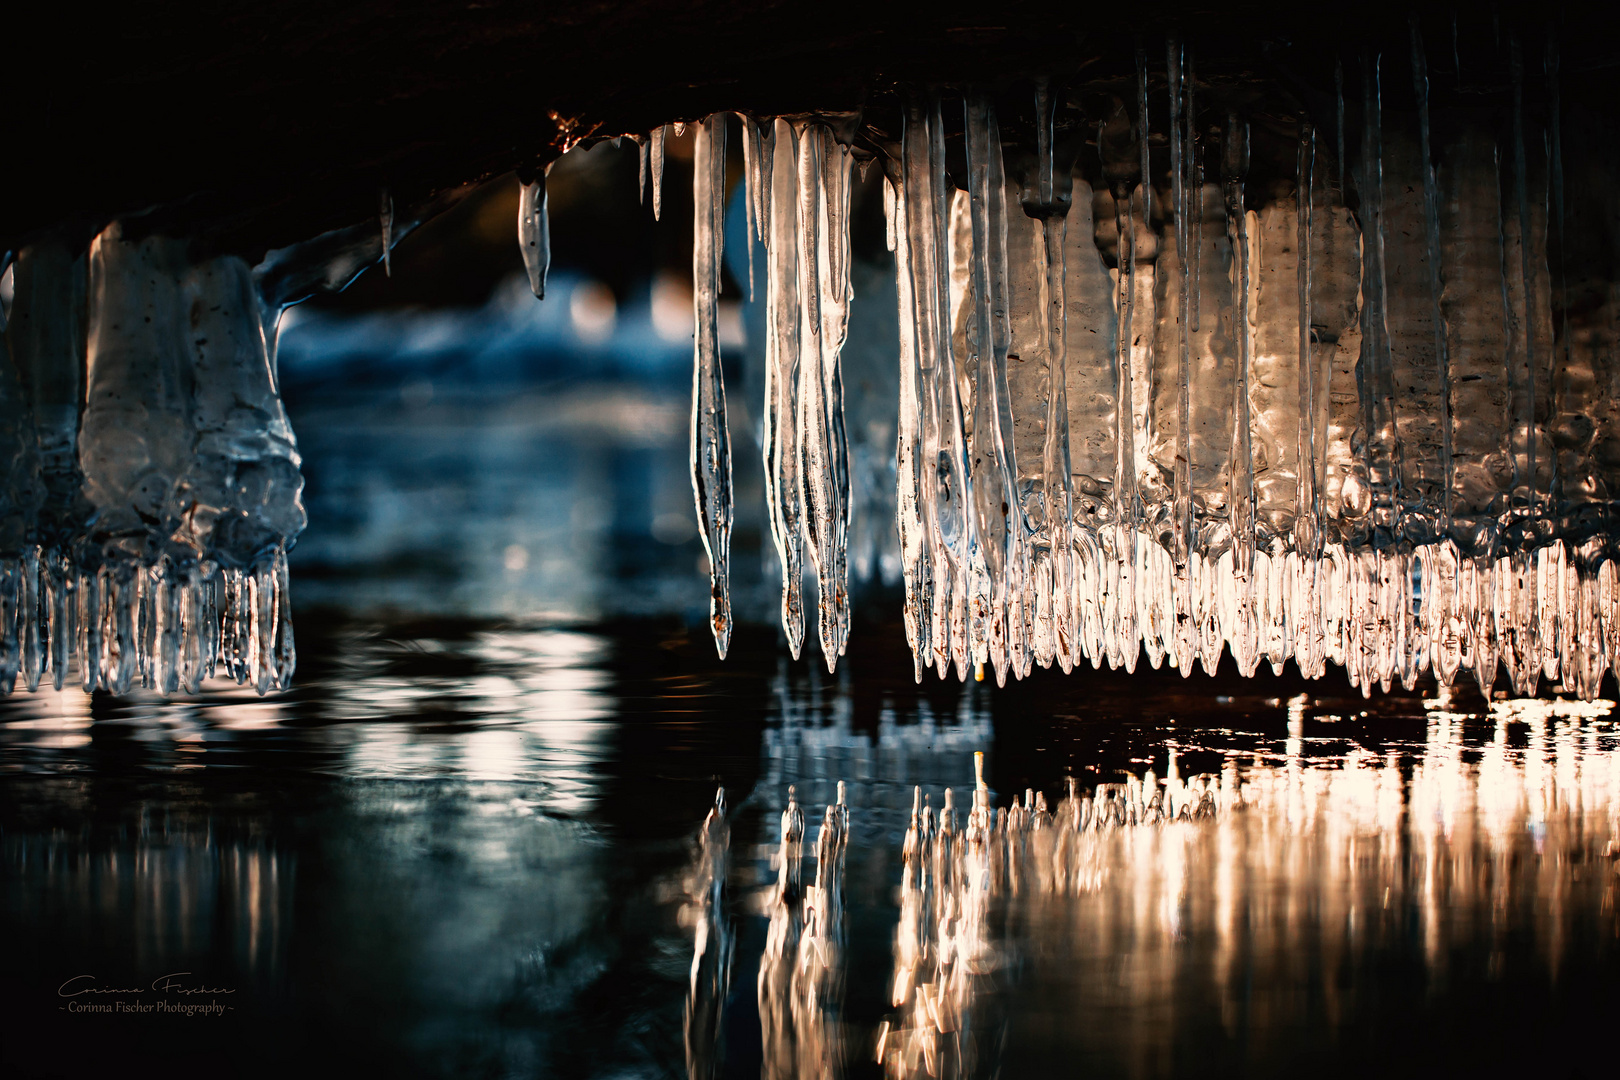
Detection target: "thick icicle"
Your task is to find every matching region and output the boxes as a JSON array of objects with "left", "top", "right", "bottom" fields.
[
  {"left": 763, "top": 119, "right": 806, "bottom": 659},
  {"left": 964, "top": 93, "right": 1022, "bottom": 685},
  {"left": 690, "top": 115, "right": 734, "bottom": 658},
  {"left": 1000, "top": 87, "right": 1071, "bottom": 679},
  {"left": 795, "top": 122, "right": 839, "bottom": 669},
  {"left": 903, "top": 97, "right": 972, "bottom": 681},
  {"left": 818, "top": 131, "right": 854, "bottom": 660},
  {"left": 518, "top": 166, "right": 552, "bottom": 300}
]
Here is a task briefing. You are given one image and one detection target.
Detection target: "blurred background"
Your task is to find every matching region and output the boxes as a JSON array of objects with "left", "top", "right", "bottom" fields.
[{"left": 279, "top": 127, "right": 899, "bottom": 630}]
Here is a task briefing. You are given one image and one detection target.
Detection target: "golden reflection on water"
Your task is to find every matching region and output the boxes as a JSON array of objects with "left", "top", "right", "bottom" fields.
[{"left": 739, "top": 693, "right": 1620, "bottom": 1079}]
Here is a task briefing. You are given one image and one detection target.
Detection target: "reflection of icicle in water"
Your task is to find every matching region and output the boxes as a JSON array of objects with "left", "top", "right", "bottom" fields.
[
  {"left": 758, "top": 784, "right": 806, "bottom": 1080},
  {"left": 793, "top": 792, "right": 849, "bottom": 1077},
  {"left": 755, "top": 778, "right": 852, "bottom": 1079},
  {"left": 685, "top": 787, "right": 732, "bottom": 1080},
  {"left": 2, "top": 221, "right": 306, "bottom": 696}
]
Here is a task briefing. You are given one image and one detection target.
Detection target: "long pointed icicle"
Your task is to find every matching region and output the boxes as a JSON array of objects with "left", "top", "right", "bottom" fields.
[
  {"left": 902, "top": 97, "right": 970, "bottom": 680},
  {"left": 1224, "top": 114, "right": 1259, "bottom": 677},
  {"left": 518, "top": 166, "right": 551, "bottom": 300},
  {"left": 1168, "top": 37, "right": 1197, "bottom": 678},
  {"left": 639, "top": 136, "right": 650, "bottom": 205},
  {"left": 965, "top": 93, "right": 1021, "bottom": 685},
  {"left": 1112, "top": 135, "right": 1140, "bottom": 675},
  {"left": 795, "top": 122, "right": 840, "bottom": 670},
  {"left": 690, "top": 115, "right": 733, "bottom": 658},
  {"left": 1034, "top": 79, "right": 1076, "bottom": 675},
  {"left": 818, "top": 131, "right": 855, "bottom": 660},
  {"left": 891, "top": 167, "right": 929, "bottom": 683},
  {"left": 1294, "top": 125, "right": 1323, "bottom": 678},
  {"left": 764, "top": 119, "right": 806, "bottom": 659}
]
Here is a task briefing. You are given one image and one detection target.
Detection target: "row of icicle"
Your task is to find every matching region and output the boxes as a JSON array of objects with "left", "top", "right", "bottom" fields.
[{"left": 626, "top": 31, "right": 1619, "bottom": 699}]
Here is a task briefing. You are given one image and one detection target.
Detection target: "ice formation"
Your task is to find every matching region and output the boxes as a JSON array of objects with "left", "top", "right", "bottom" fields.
[
  {"left": 5, "top": 26, "right": 1612, "bottom": 703},
  {"left": 1, "top": 225, "right": 307, "bottom": 695},
  {"left": 674, "top": 31, "right": 1620, "bottom": 699}
]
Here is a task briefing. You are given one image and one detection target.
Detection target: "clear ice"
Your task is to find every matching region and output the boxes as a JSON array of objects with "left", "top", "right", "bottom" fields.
[
  {"left": 8, "top": 31, "right": 1618, "bottom": 701},
  {"left": 701, "top": 31, "right": 1620, "bottom": 698},
  {"left": 690, "top": 114, "right": 734, "bottom": 657},
  {"left": 518, "top": 166, "right": 552, "bottom": 300},
  {"left": 1, "top": 223, "right": 307, "bottom": 695}
]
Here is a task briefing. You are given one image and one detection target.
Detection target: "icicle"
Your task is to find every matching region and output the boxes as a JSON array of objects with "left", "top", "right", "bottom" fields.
[
  {"left": 1509, "top": 37, "right": 1539, "bottom": 524},
  {"left": 891, "top": 167, "right": 929, "bottom": 681},
  {"left": 752, "top": 119, "right": 773, "bottom": 248},
  {"left": 1187, "top": 47, "right": 1202, "bottom": 338},
  {"left": 518, "top": 166, "right": 551, "bottom": 300},
  {"left": 764, "top": 119, "right": 805, "bottom": 659},
  {"left": 1410, "top": 18, "right": 1453, "bottom": 535},
  {"left": 690, "top": 115, "right": 734, "bottom": 658},
  {"left": 740, "top": 114, "right": 759, "bottom": 300},
  {"left": 639, "top": 135, "right": 650, "bottom": 205},
  {"left": 652, "top": 124, "right": 669, "bottom": 222},
  {"left": 818, "top": 131, "right": 854, "bottom": 659},
  {"left": 1225, "top": 114, "right": 1258, "bottom": 676},
  {"left": 1357, "top": 53, "right": 1402, "bottom": 542},
  {"left": 1168, "top": 37, "right": 1196, "bottom": 678},
  {"left": 964, "top": 92, "right": 1021, "bottom": 685},
  {"left": 1034, "top": 78, "right": 1075, "bottom": 675},
  {"left": 903, "top": 96, "right": 971, "bottom": 681},
  {"left": 795, "top": 122, "right": 838, "bottom": 669},
  {"left": 1294, "top": 126, "right": 1323, "bottom": 677},
  {"left": 1111, "top": 141, "right": 1141, "bottom": 674},
  {"left": 379, "top": 188, "right": 394, "bottom": 277},
  {"left": 8, "top": 242, "right": 87, "bottom": 691}
]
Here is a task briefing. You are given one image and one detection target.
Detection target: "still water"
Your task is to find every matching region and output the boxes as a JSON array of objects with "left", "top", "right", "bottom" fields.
[{"left": 3, "top": 382, "right": 1618, "bottom": 1078}]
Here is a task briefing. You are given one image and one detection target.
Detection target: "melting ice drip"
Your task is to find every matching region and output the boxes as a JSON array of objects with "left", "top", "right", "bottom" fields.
[
  {"left": 678, "top": 31, "right": 1620, "bottom": 700},
  {"left": 0, "top": 226, "right": 306, "bottom": 695}
]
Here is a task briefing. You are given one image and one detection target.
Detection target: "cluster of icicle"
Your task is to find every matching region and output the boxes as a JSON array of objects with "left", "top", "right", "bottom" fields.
[
  {"left": 623, "top": 112, "right": 857, "bottom": 666},
  {"left": 878, "top": 752, "right": 1227, "bottom": 1077},
  {"left": 886, "top": 50, "right": 1617, "bottom": 700},
  {"left": 0, "top": 228, "right": 305, "bottom": 696},
  {"left": 668, "top": 30, "right": 1618, "bottom": 699}
]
